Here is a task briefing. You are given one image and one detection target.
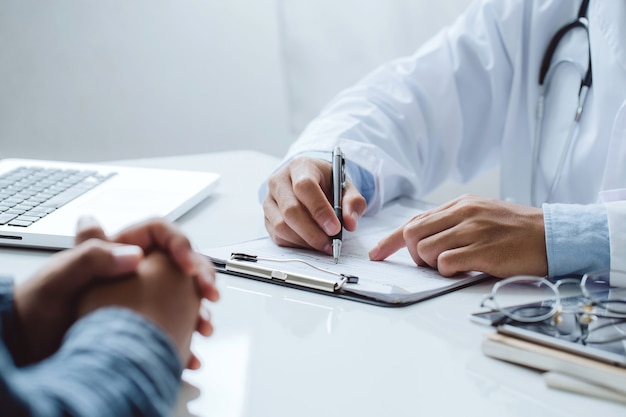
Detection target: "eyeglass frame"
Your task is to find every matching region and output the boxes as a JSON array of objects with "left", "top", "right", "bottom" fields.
[{"left": 480, "top": 270, "right": 626, "bottom": 343}]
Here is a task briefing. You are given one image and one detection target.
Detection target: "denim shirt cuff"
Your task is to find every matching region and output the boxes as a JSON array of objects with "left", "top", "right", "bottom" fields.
[{"left": 543, "top": 203, "right": 610, "bottom": 278}]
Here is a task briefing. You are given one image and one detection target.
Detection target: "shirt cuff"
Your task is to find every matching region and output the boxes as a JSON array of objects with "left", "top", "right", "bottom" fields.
[{"left": 543, "top": 203, "right": 610, "bottom": 278}]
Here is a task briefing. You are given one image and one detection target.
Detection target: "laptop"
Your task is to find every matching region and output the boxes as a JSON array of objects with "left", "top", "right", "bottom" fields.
[{"left": 0, "top": 158, "right": 220, "bottom": 250}]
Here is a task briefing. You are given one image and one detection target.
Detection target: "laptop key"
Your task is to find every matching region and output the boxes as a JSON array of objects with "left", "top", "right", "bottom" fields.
[
  {"left": 27, "top": 207, "right": 55, "bottom": 215},
  {"left": 0, "top": 213, "right": 18, "bottom": 225},
  {"left": 8, "top": 220, "right": 32, "bottom": 227},
  {"left": 1, "top": 167, "right": 116, "bottom": 227},
  {"left": 17, "top": 215, "right": 41, "bottom": 222},
  {"left": 41, "top": 186, "right": 92, "bottom": 209}
]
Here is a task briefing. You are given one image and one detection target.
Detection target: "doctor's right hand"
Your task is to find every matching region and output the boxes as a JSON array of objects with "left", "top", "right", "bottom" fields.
[{"left": 263, "top": 156, "right": 367, "bottom": 255}]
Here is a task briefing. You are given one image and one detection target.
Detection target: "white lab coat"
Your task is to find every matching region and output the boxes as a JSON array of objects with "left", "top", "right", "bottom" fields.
[{"left": 283, "top": 0, "right": 626, "bottom": 272}]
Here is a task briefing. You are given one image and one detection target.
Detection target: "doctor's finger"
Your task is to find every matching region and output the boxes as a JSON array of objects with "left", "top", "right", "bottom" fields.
[
  {"left": 408, "top": 223, "right": 477, "bottom": 271},
  {"left": 366, "top": 209, "right": 438, "bottom": 262},
  {"left": 270, "top": 179, "right": 335, "bottom": 253},
  {"left": 288, "top": 159, "right": 341, "bottom": 237},
  {"left": 399, "top": 206, "right": 463, "bottom": 249},
  {"left": 435, "top": 242, "right": 508, "bottom": 278},
  {"left": 263, "top": 195, "right": 318, "bottom": 250},
  {"left": 342, "top": 182, "right": 367, "bottom": 232},
  {"left": 405, "top": 195, "right": 477, "bottom": 231},
  {"left": 368, "top": 209, "right": 436, "bottom": 263},
  {"left": 368, "top": 224, "right": 426, "bottom": 266},
  {"left": 435, "top": 247, "right": 475, "bottom": 277}
]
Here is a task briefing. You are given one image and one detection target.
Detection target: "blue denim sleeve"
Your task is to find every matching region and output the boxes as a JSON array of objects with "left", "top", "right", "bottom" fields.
[
  {"left": 345, "top": 160, "right": 375, "bottom": 206},
  {"left": 542, "top": 203, "right": 610, "bottom": 277},
  {"left": 0, "top": 277, "right": 27, "bottom": 366},
  {"left": 1, "top": 306, "right": 183, "bottom": 417},
  {"left": 0, "top": 278, "right": 15, "bottom": 343}
]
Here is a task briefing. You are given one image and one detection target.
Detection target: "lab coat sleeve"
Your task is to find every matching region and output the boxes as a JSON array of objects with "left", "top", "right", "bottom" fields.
[
  {"left": 542, "top": 203, "right": 610, "bottom": 277},
  {"left": 279, "top": 0, "right": 529, "bottom": 214}
]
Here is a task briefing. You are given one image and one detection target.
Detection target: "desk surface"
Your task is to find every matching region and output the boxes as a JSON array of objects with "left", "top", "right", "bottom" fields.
[{"left": 1, "top": 151, "right": 623, "bottom": 417}]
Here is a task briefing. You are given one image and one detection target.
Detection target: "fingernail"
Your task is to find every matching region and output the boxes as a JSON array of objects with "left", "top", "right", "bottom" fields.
[
  {"left": 111, "top": 245, "right": 144, "bottom": 272},
  {"left": 76, "top": 215, "right": 100, "bottom": 231},
  {"left": 200, "top": 303, "right": 212, "bottom": 321},
  {"left": 351, "top": 211, "right": 360, "bottom": 225},
  {"left": 322, "top": 219, "right": 337, "bottom": 235},
  {"left": 112, "top": 244, "right": 143, "bottom": 257},
  {"left": 203, "top": 274, "right": 220, "bottom": 301},
  {"left": 368, "top": 246, "right": 380, "bottom": 260}
]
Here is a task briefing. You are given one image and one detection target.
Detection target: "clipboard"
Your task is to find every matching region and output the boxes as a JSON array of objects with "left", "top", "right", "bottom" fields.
[
  {"left": 207, "top": 251, "right": 487, "bottom": 307},
  {"left": 203, "top": 200, "right": 489, "bottom": 307}
]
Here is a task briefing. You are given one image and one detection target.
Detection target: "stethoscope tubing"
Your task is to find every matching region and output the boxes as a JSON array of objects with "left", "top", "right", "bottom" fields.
[
  {"left": 532, "top": 58, "right": 589, "bottom": 207},
  {"left": 531, "top": 6, "right": 591, "bottom": 206}
]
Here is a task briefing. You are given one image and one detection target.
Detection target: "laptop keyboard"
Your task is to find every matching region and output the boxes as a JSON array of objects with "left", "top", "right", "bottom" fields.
[{"left": 0, "top": 166, "right": 116, "bottom": 227}]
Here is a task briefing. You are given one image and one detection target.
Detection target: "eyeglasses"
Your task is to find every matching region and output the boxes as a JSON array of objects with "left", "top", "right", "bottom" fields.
[{"left": 480, "top": 269, "right": 626, "bottom": 345}]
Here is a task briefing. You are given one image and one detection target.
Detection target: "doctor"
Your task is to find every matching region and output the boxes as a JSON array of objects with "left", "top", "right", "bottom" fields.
[{"left": 261, "top": 0, "right": 626, "bottom": 280}]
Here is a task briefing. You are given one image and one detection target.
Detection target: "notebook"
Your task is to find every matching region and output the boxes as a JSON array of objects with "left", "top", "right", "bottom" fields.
[{"left": 0, "top": 158, "right": 220, "bottom": 249}]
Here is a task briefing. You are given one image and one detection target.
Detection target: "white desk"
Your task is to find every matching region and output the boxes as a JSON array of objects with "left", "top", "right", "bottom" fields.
[{"left": 1, "top": 151, "right": 622, "bottom": 417}]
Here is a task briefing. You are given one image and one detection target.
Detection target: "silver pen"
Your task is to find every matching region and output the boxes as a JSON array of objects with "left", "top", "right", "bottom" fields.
[{"left": 331, "top": 146, "right": 345, "bottom": 263}]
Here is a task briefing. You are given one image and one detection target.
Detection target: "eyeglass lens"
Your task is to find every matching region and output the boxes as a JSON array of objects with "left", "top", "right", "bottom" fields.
[
  {"left": 582, "top": 270, "right": 626, "bottom": 315},
  {"left": 491, "top": 278, "right": 562, "bottom": 321}
]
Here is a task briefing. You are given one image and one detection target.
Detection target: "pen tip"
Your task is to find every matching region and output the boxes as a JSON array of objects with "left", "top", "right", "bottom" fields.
[{"left": 332, "top": 239, "right": 342, "bottom": 264}]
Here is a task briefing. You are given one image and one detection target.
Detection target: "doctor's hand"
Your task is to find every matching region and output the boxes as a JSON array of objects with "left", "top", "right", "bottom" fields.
[
  {"left": 368, "top": 195, "right": 548, "bottom": 278},
  {"left": 263, "top": 156, "right": 367, "bottom": 255}
]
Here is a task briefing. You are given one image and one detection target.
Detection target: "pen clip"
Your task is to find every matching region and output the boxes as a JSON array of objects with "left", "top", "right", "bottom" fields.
[
  {"left": 341, "top": 153, "right": 346, "bottom": 187},
  {"left": 332, "top": 147, "right": 346, "bottom": 188}
]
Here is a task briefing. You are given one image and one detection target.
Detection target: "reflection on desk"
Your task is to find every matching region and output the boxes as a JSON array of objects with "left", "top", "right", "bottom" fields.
[{"left": 0, "top": 151, "right": 622, "bottom": 417}]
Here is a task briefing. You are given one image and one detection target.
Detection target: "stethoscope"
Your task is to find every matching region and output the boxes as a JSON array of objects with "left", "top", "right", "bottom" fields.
[{"left": 531, "top": 0, "right": 592, "bottom": 207}]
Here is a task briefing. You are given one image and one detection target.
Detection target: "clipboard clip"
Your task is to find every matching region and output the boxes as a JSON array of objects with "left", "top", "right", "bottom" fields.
[{"left": 227, "top": 252, "right": 358, "bottom": 292}]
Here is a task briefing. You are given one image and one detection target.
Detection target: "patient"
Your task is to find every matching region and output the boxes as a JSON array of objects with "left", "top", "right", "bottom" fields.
[{"left": 0, "top": 216, "right": 219, "bottom": 417}]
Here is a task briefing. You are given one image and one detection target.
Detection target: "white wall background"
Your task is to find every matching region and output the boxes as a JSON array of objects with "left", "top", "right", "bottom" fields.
[
  {"left": 0, "top": 0, "right": 290, "bottom": 160},
  {"left": 0, "top": 0, "right": 498, "bottom": 202}
]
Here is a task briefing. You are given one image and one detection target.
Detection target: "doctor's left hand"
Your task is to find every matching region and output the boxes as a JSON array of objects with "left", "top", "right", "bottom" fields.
[{"left": 368, "top": 195, "right": 548, "bottom": 278}]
